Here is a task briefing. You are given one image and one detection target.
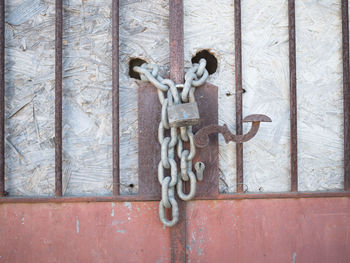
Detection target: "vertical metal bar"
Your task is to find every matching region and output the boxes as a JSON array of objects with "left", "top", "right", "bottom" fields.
[
  {"left": 169, "top": 0, "right": 184, "bottom": 85},
  {"left": 55, "top": 0, "right": 63, "bottom": 196},
  {"left": 0, "top": 0, "right": 5, "bottom": 197},
  {"left": 169, "top": 1, "right": 186, "bottom": 262},
  {"left": 112, "top": 0, "right": 120, "bottom": 196},
  {"left": 342, "top": 0, "right": 350, "bottom": 190},
  {"left": 288, "top": 0, "right": 298, "bottom": 192},
  {"left": 234, "top": 0, "right": 244, "bottom": 193}
]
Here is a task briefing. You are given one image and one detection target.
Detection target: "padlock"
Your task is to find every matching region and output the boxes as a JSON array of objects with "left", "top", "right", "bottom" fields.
[{"left": 167, "top": 102, "right": 200, "bottom": 128}]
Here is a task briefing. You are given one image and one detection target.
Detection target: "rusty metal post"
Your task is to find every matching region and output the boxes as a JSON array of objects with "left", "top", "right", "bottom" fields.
[
  {"left": 170, "top": 0, "right": 184, "bottom": 85},
  {"left": 112, "top": 0, "right": 120, "bottom": 196},
  {"left": 169, "top": 0, "right": 186, "bottom": 262},
  {"left": 55, "top": 0, "right": 63, "bottom": 196},
  {"left": 234, "top": 0, "right": 244, "bottom": 193},
  {"left": 0, "top": 0, "right": 4, "bottom": 197},
  {"left": 288, "top": 0, "right": 298, "bottom": 192},
  {"left": 342, "top": 0, "right": 350, "bottom": 190}
]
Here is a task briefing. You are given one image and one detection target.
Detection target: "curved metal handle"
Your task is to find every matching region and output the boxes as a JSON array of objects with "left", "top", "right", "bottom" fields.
[{"left": 194, "top": 114, "right": 272, "bottom": 148}]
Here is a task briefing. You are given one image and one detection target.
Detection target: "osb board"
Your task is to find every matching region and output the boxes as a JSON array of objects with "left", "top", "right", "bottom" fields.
[
  {"left": 242, "top": 0, "right": 290, "bottom": 192},
  {"left": 3, "top": 0, "right": 345, "bottom": 196},
  {"left": 5, "top": 0, "right": 56, "bottom": 195},
  {"left": 296, "top": 0, "right": 344, "bottom": 191}
]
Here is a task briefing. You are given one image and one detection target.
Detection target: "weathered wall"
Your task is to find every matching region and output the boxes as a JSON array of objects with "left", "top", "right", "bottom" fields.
[
  {"left": 0, "top": 198, "right": 349, "bottom": 262},
  {"left": 4, "top": 0, "right": 346, "bottom": 195}
]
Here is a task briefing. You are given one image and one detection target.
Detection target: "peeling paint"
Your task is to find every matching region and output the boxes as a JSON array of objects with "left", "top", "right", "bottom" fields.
[
  {"left": 76, "top": 216, "right": 79, "bottom": 234},
  {"left": 21, "top": 217, "right": 24, "bottom": 225},
  {"left": 116, "top": 229, "right": 126, "bottom": 234},
  {"left": 111, "top": 203, "right": 115, "bottom": 217},
  {"left": 292, "top": 252, "right": 297, "bottom": 263},
  {"left": 112, "top": 220, "right": 127, "bottom": 234},
  {"left": 123, "top": 202, "right": 132, "bottom": 211}
]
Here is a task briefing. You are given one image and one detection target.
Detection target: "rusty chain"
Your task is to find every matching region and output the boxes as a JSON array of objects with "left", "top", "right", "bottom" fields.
[{"left": 134, "top": 59, "right": 208, "bottom": 227}]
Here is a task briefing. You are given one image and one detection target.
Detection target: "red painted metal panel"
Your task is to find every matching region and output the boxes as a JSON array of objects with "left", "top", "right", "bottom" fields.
[
  {"left": 187, "top": 198, "right": 350, "bottom": 263},
  {"left": 0, "top": 202, "right": 170, "bottom": 263},
  {"left": 0, "top": 198, "right": 349, "bottom": 262}
]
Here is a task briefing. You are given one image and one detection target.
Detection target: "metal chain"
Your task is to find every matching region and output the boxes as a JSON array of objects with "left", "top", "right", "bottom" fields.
[{"left": 134, "top": 59, "right": 208, "bottom": 227}]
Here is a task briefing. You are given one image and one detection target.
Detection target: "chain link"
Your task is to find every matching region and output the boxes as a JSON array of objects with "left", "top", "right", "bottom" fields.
[{"left": 134, "top": 58, "right": 209, "bottom": 227}]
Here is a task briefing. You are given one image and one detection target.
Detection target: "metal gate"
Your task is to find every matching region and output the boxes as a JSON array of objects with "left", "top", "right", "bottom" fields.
[{"left": 0, "top": 0, "right": 349, "bottom": 262}]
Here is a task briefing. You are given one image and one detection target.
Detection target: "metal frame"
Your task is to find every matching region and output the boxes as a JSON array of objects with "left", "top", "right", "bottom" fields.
[
  {"left": 55, "top": 0, "right": 63, "bottom": 197},
  {"left": 112, "top": 0, "right": 120, "bottom": 197},
  {"left": 342, "top": 0, "right": 350, "bottom": 191},
  {"left": 0, "top": 0, "right": 348, "bottom": 201},
  {"left": 0, "top": 0, "right": 4, "bottom": 197},
  {"left": 288, "top": 0, "right": 298, "bottom": 192},
  {"left": 0, "top": 191, "right": 349, "bottom": 204},
  {"left": 169, "top": 1, "right": 186, "bottom": 261},
  {"left": 234, "top": 0, "right": 244, "bottom": 193}
]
